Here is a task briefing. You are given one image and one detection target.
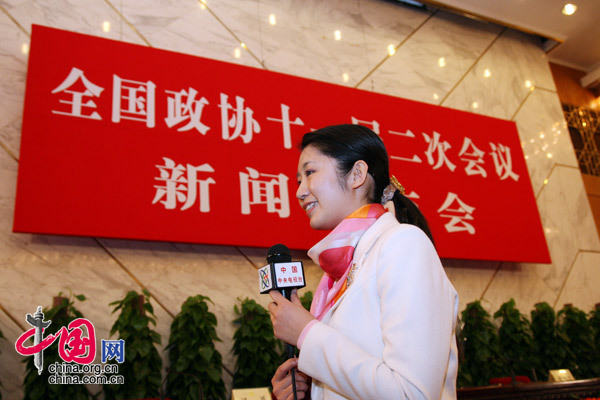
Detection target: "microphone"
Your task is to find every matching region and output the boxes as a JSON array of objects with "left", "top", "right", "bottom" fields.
[
  {"left": 260, "top": 244, "right": 306, "bottom": 400},
  {"left": 259, "top": 244, "right": 306, "bottom": 299}
]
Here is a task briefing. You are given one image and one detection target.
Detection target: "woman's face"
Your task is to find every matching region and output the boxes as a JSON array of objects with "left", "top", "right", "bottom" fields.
[{"left": 296, "top": 146, "right": 362, "bottom": 230}]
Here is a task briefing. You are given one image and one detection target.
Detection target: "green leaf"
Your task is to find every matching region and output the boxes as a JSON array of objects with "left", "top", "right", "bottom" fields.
[
  {"left": 175, "top": 354, "right": 189, "bottom": 372},
  {"left": 207, "top": 367, "right": 221, "bottom": 382},
  {"left": 132, "top": 315, "right": 146, "bottom": 331},
  {"left": 150, "top": 330, "right": 162, "bottom": 345},
  {"left": 199, "top": 345, "right": 214, "bottom": 362}
]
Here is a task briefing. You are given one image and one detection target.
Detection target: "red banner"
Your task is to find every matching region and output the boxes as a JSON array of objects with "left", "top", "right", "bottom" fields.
[{"left": 13, "top": 25, "right": 550, "bottom": 263}]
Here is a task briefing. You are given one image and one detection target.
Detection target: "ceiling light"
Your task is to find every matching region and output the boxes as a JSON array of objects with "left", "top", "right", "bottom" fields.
[
  {"left": 388, "top": 44, "right": 396, "bottom": 56},
  {"left": 102, "top": 21, "right": 110, "bottom": 33},
  {"left": 342, "top": 73, "right": 349, "bottom": 82},
  {"left": 269, "top": 14, "right": 276, "bottom": 25},
  {"left": 438, "top": 57, "right": 446, "bottom": 67},
  {"left": 334, "top": 30, "right": 341, "bottom": 41},
  {"left": 484, "top": 69, "right": 491, "bottom": 78},
  {"left": 562, "top": 3, "right": 577, "bottom": 15}
]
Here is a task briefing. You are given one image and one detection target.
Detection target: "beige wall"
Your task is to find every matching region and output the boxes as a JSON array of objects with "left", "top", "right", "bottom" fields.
[{"left": 1, "top": 1, "right": 599, "bottom": 398}]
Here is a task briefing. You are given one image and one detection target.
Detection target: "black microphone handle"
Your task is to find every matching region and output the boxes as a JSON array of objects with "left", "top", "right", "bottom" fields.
[
  {"left": 280, "top": 288, "right": 295, "bottom": 359},
  {"left": 286, "top": 343, "right": 298, "bottom": 400},
  {"left": 279, "top": 288, "right": 298, "bottom": 400}
]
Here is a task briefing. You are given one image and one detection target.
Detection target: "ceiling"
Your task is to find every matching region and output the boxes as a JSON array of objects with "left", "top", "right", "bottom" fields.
[{"left": 412, "top": 0, "right": 600, "bottom": 87}]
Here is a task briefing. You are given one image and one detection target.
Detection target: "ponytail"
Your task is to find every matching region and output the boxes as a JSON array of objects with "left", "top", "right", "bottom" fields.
[{"left": 390, "top": 190, "right": 435, "bottom": 247}]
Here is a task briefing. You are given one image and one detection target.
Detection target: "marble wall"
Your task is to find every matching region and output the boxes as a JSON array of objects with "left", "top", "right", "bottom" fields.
[{"left": 0, "top": 0, "right": 599, "bottom": 398}]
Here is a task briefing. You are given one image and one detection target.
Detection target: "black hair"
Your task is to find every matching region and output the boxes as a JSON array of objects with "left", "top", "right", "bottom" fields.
[{"left": 300, "top": 124, "right": 435, "bottom": 245}]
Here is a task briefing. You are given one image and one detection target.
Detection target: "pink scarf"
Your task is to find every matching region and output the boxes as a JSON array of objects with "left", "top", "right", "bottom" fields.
[{"left": 308, "top": 204, "right": 387, "bottom": 320}]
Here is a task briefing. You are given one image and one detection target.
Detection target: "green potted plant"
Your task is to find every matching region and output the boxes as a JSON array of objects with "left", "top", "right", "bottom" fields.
[
  {"left": 232, "top": 298, "right": 283, "bottom": 389},
  {"left": 166, "top": 294, "right": 225, "bottom": 400},
  {"left": 103, "top": 289, "right": 162, "bottom": 400},
  {"left": 530, "top": 302, "right": 573, "bottom": 381},
  {"left": 557, "top": 304, "right": 600, "bottom": 379},
  {"left": 22, "top": 293, "right": 90, "bottom": 400},
  {"left": 493, "top": 299, "right": 536, "bottom": 380},
  {"left": 457, "top": 300, "right": 503, "bottom": 387}
]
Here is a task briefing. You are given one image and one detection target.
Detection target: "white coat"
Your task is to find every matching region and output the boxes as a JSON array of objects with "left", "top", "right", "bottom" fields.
[{"left": 298, "top": 212, "right": 459, "bottom": 399}]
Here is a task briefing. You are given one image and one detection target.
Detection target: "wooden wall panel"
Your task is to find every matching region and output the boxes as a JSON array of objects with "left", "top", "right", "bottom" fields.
[{"left": 549, "top": 63, "right": 599, "bottom": 107}]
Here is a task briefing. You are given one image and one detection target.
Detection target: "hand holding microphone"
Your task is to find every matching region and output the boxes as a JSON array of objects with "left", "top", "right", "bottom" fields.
[
  {"left": 260, "top": 244, "right": 314, "bottom": 345},
  {"left": 268, "top": 290, "right": 314, "bottom": 346},
  {"left": 260, "top": 244, "right": 314, "bottom": 400}
]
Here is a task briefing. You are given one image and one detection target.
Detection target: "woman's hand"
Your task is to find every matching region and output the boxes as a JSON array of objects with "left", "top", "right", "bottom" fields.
[
  {"left": 268, "top": 289, "right": 315, "bottom": 346},
  {"left": 272, "top": 358, "right": 311, "bottom": 400}
]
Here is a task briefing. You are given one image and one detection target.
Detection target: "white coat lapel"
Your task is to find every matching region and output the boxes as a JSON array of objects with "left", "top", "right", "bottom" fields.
[{"left": 318, "top": 213, "right": 398, "bottom": 320}]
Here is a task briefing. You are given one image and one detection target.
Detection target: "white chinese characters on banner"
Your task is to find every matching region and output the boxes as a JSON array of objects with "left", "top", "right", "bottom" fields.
[
  {"left": 51, "top": 69, "right": 276, "bottom": 143},
  {"left": 164, "top": 88, "right": 210, "bottom": 134},
  {"left": 51, "top": 67, "right": 104, "bottom": 120},
  {"left": 48, "top": 66, "right": 525, "bottom": 237},
  {"left": 382, "top": 126, "right": 518, "bottom": 183},
  {"left": 458, "top": 137, "right": 487, "bottom": 177},
  {"left": 490, "top": 142, "right": 519, "bottom": 181},
  {"left": 437, "top": 192, "right": 476, "bottom": 234},
  {"left": 112, "top": 75, "right": 156, "bottom": 128},
  {"left": 239, "top": 167, "right": 290, "bottom": 218},
  {"left": 389, "top": 129, "right": 423, "bottom": 164},
  {"left": 266, "top": 104, "right": 304, "bottom": 149},
  {"left": 405, "top": 190, "right": 421, "bottom": 201},
  {"left": 152, "top": 157, "right": 215, "bottom": 212},
  {"left": 423, "top": 131, "right": 457, "bottom": 172},
  {"left": 219, "top": 93, "right": 261, "bottom": 143},
  {"left": 351, "top": 117, "right": 380, "bottom": 134},
  {"left": 151, "top": 160, "right": 291, "bottom": 218}
]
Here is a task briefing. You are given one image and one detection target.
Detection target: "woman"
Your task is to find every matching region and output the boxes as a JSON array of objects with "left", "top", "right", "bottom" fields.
[{"left": 269, "top": 124, "right": 459, "bottom": 400}]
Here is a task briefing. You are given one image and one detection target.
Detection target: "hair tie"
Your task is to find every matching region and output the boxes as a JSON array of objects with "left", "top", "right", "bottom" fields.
[
  {"left": 380, "top": 175, "right": 405, "bottom": 204},
  {"left": 390, "top": 175, "right": 405, "bottom": 195}
]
